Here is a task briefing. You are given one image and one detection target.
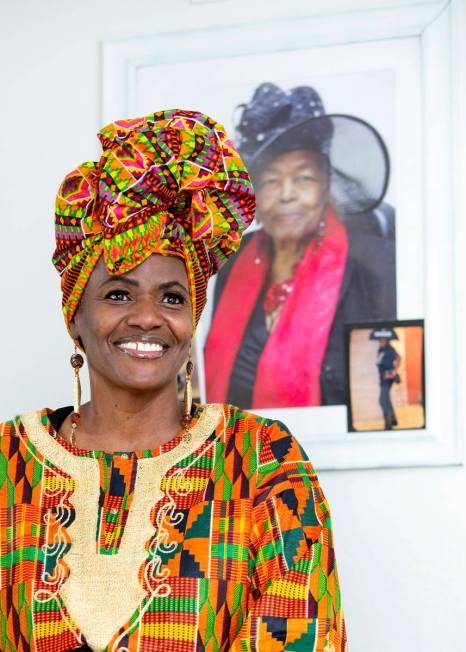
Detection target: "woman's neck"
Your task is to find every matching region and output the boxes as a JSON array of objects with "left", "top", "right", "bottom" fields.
[
  {"left": 270, "top": 234, "right": 312, "bottom": 284},
  {"left": 61, "top": 380, "right": 185, "bottom": 453}
]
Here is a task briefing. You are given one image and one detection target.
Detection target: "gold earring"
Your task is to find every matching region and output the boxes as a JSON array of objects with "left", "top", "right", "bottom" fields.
[
  {"left": 70, "top": 347, "right": 84, "bottom": 446},
  {"left": 182, "top": 346, "right": 194, "bottom": 429}
]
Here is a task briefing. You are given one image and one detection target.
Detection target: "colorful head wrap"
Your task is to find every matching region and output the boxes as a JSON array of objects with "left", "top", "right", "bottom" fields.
[{"left": 52, "top": 109, "right": 256, "bottom": 338}]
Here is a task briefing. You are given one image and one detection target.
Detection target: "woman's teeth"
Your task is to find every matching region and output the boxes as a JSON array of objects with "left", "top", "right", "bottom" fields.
[
  {"left": 118, "top": 342, "right": 163, "bottom": 352},
  {"left": 115, "top": 340, "right": 167, "bottom": 359}
]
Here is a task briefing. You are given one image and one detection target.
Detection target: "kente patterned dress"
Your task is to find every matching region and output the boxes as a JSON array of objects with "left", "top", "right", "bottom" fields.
[{"left": 0, "top": 403, "right": 347, "bottom": 651}]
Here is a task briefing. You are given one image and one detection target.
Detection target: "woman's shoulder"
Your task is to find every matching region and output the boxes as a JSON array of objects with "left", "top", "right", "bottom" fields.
[
  {"left": 210, "top": 401, "right": 286, "bottom": 431},
  {"left": 211, "top": 404, "right": 325, "bottom": 516},
  {"left": 0, "top": 414, "right": 24, "bottom": 459},
  {"left": 207, "top": 402, "right": 312, "bottom": 467},
  {"left": 0, "top": 409, "right": 46, "bottom": 440},
  {"left": 0, "top": 417, "right": 18, "bottom": 439}
]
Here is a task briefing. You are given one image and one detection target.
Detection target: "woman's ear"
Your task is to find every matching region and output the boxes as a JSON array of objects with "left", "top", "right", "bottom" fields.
[
  {"left": 69, "top": 318, "right": 85, "bottom": 351},
  {"left": 69, "top": 318, "right": 79, "bottom": 341}
]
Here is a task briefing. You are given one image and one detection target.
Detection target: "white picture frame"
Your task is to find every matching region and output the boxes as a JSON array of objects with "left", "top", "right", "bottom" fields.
[{"left": 101, "top": 0, "right": 466, "bottom": 470}]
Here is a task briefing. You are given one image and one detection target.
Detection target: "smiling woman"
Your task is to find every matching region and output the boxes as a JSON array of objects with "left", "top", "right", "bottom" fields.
[
  {"left": 0, "top": 109, "right": 347, "bottom": 651},
  {"left": 63, "top": 255, "right": 193, "bottom": 452}
]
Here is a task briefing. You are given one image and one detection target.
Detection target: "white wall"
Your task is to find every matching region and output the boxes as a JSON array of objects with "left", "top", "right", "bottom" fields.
[{"left": 0, "top": 1, "right": 465, "bottom": 649}]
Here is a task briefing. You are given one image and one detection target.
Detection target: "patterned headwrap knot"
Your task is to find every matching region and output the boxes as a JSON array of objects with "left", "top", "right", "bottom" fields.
[{"left": 53, "top": 109, "right": 256, "bottom": 338}]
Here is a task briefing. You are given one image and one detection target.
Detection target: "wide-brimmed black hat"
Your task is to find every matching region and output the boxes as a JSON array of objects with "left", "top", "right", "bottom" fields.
[
  {"left": 370, "top": 328, "right": 398, "bottom": 341},
  {"left": 234, "top": 83, "right": 389, "bottom": 215}
]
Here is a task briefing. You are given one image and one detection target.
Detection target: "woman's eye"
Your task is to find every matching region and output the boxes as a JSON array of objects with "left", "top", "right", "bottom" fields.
[
  {"left": 104, "top": 289, "right": 130, "bottom": 301},
  {"left": 260, "top": 177, "right": 279, "bottom": 187},
  {"left": 162, "top": 292, "right": 185, "bottom": 306}
]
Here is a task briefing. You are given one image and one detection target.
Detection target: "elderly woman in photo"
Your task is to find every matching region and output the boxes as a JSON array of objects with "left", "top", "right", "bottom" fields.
[
  {"left": 205, "top": 83, "right": 396, "bottom": 409},
  {"left": 0, "top": 110, "right": 346, "bottom": 651}
]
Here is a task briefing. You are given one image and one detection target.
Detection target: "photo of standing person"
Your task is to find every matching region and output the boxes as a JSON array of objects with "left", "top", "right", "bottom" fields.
[
  {"left": 204, "top": 82, "right": 396, "bottom": 409},
  {"left": 347, "top": 321, "right": 425, "bottom": 432},
  {"left": 372, "top": 328, "right": 401, "bottom": 430}
]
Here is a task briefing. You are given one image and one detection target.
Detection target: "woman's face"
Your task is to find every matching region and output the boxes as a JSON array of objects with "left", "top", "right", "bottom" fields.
[
  {"left": 70, "top": 254, "right": 192, "bottom": 395},
  {"left": 256, "top": 149, "right": 329, "bottom": 243}
]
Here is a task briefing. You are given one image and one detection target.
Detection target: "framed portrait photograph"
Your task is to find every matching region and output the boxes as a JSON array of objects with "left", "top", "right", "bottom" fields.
[
  {"left": 102, "top": 0, "right": 463, "bottom": 469},
  {"left": 346, "top": 320, "right": 425, "bottom": 433},
  {"left": 201, "top": 74, "right": 396, "bottom": 415}
]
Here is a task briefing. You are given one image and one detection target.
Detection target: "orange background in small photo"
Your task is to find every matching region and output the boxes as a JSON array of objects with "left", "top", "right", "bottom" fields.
[{"left": 349, "top": 324, "right": 425, "bottom": 431}]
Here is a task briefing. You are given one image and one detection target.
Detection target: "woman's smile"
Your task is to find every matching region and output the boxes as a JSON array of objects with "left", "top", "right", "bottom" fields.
[
  {"left": 114, "top": 337, "right": 170, "bottom": 360},
  {"left": 273, "top": 211, "right": 308, "bottom": 223}
]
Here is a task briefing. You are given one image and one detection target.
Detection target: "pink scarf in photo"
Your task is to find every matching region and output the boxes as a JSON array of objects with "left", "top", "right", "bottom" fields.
[{"left": 204, "top": 209, "right": 348, "bottom": 408}]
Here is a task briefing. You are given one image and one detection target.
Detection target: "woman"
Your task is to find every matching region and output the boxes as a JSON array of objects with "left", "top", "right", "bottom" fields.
[
  {"left": 0, "top": 110, "right": 346, "bottom": 651},
  {"left": 205, "top": 82, "right": 396, "bottom": 409},
  {"left": 371, "top": 328, "right": 401, "bottom": 430}
]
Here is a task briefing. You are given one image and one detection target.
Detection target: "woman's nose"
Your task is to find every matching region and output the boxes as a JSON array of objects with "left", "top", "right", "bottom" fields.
[
  {"left": 126, "top": 296, "right": 164, "bottom": 330},
  {"left": 278, "top": 177, "right": 297, "bottom": 203}
]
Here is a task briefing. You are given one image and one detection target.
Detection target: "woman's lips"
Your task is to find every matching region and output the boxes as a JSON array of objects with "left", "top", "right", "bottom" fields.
[
  {"left": 114, "top": 341, "right": 168, "bottom": 360},
  {"left": 273, "top": 212, "right": 307, "bottom": 223}
]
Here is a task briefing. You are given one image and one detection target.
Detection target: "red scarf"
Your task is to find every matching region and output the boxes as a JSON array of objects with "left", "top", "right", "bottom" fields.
[{"left": 204, "top": 209, "right": 348, "bottom": 408}]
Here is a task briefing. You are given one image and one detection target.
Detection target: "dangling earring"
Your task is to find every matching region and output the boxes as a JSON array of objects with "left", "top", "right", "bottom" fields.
[
  {"left": 70, "top": 347, "right": 84, "bottom": 446},
  {"left": 182, "top": 345, "right": 194, "bottom": 431},
  {"left": 318, "top": 214, "right": 327, "bottom": 238}
]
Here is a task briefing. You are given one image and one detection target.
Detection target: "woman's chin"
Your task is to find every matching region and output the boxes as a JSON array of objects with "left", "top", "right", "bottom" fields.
[
  {"left": 116, "top": 375, "right": 172, "bottom": 394},
  {"left": 102, "top": 362, "right": 176, "bottom": 395},
  {"left": 265, "top": 221, "right": 319, "bottom": 244}
]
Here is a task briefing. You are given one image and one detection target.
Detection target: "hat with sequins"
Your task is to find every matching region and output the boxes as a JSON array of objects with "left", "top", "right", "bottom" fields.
[
  {"left": 235, "top": 82, "right": 389, "bottom": 215},
  {"left": 370, "top": 327, "right": 398, "bottom": 340},
  {"left": 52, "top": 109, "right": 256, "bottom": 339}
]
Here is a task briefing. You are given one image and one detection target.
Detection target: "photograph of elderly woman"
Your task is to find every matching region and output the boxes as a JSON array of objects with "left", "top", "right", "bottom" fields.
[
  {"left": 204, "top": 81, "right": 396, "bottom": 409},
  {"left": 347, "top": 321, "right": 425, "bottom": 432}
]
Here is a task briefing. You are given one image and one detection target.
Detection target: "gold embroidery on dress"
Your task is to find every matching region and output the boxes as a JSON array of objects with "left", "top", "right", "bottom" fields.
[
  {"left": 13, "top": 417, "right": 84, "bottom": 648},
  {"left": 21, "top": 404, "right": 224, "bottom": 652}
]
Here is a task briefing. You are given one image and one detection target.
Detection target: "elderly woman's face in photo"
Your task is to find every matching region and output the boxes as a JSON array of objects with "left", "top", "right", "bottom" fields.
[
  {"left": 256, "top": 149, "right": 329, "bottom": 242},
  {"left": 70, "top": 254, "right": 192, "bottom": 393}
]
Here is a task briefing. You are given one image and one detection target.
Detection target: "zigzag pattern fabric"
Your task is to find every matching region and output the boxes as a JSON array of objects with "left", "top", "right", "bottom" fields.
[
  {"left": 52, "top": 110, "right": 256, "bottom": 336},
  {"left": 0, "top": 404, "right": 346, "bottom": 651}
]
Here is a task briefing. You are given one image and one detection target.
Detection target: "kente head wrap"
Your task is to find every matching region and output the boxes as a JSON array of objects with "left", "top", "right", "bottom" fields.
[{"left": 52, "top": 109, "right": 256, "bottom": 339}]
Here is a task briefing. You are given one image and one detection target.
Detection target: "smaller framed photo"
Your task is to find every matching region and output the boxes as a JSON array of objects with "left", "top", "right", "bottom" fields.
[{"left": 346, "top": 320, "right": 425, "bottom": 433}]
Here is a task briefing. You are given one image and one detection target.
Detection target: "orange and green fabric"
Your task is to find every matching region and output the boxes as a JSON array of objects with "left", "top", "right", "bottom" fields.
[
  {"left": 52, "top": 109, "right": 256, "bottom": 338},
  {"left": 0, "top": 404, "right": 346, "bottom": 651}
]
